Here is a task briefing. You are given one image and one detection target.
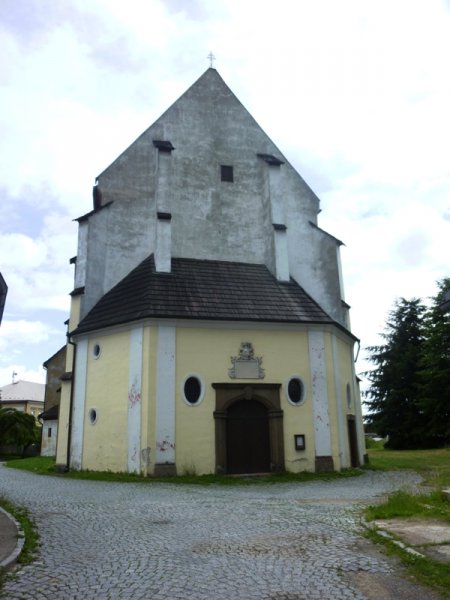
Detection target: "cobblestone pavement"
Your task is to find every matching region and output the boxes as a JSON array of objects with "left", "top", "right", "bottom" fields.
[{"left": 0, "top": 466, "right": 438, "bottom": 600}]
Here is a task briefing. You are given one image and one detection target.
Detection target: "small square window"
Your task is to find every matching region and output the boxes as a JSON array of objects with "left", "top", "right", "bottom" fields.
[
  {"left": 294, "top": 434, "right": 305, "bottom": 451},
  {"left": 221, "top": 165, "right": 234, "bottom": 182}
]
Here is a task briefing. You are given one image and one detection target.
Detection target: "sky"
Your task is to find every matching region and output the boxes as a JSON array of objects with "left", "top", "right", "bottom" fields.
[{"left": 0, "top": 0, "right": 449, "bottom": 389}]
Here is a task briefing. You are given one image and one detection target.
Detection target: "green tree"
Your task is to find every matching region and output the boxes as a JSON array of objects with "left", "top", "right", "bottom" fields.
[
  {"left": 0, "top": 407, "right": 40, "bottom": 454},
  {"left": 419, "top": 278, "right": 450, "bottom": 446},
  {"left": 364, "top": 298, "right": 427, "bottom": 449}
]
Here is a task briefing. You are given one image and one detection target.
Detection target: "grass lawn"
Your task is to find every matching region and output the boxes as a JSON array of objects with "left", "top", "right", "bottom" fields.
[
  {"left": 367, "top": 442, "right": 450, "bottom": 488},
  {"left": 4, "top": 456, "right": 362, "bottom": 485},
  {"left": 366, "top": 443, "right": 450, "bottom": 524},
  {"left": 365, "top": 443, "right": 450, "bottom": 597}
]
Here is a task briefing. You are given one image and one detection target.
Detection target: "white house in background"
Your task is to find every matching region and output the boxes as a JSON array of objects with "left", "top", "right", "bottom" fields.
[{"left": 0, "top": 380, "right": 45, "bottom": 420}]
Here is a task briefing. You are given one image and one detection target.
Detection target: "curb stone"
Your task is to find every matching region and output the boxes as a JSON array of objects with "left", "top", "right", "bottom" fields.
[
  {"left": 0, "top": 506, "right": 25, "bottom": 570},
  {"left": 362, "top": 520, "right": 425, "bottom": 558}
]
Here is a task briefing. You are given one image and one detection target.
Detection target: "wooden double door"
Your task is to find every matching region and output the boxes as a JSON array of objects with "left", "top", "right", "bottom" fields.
[{"left": 226, "top": 399, "right": 270, "bottom": 474}]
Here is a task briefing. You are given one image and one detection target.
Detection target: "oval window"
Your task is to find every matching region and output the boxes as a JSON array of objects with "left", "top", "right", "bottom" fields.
[
  {"left": 93, "top": 344, "right": 101, "bottom": 359},
  {"left": 183, "top": 375, "right": 203, "bottom": 405},
  {"left": 286, "top": 377, "right": 305, "bottom": 405},
  {"left": 89, "top": 408, "right": 98, "bottom": 424}
]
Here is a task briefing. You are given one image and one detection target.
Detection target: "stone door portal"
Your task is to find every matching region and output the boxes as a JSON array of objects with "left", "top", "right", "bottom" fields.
[
  {"left": 213, "top": 383, "right": 284, "bottom": 475},
  {"left": 226, "top": 399, "right": 270, "bottom": 474}
]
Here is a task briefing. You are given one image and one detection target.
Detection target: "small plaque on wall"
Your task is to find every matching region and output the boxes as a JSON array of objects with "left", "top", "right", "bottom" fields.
[
  {"left": 294, "top": 434, "right": 305, "bottom": 451},
  {"left": 229, "top": 342, "right": 265, "bottom": 379}
]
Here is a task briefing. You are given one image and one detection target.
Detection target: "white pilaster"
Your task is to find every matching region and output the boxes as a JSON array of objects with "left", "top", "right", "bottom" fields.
[
  {"left": 308, "top": 330, "right": 332, "bottom": 457},
  {"left": 274, "top": 228, "right": 290, "bottom": 282},
  {"left": 350, "top": 349, "right": 366, "bottom": 464},
  {"left": 155, "top": 217, "right": 171, "bottom": 273},
  {"left": 332, "top": 335, "right": 349, "bottom": 468},
  {"left": 70, "top": 338, "right": 88, "bottom": 470},
  {"left": 128, "top": 326, "right": 143, "bottom": 473},
  {"left": 155, "top": 325, "right": 176, "bottom": 465}
]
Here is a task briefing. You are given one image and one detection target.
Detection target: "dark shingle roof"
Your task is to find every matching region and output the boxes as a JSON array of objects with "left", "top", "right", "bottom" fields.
[
  {"left": 39, "top": 405, "right": 59, "bottom": 421},
  {"left": 74, "top": 256, "right": 337, "bottom": 335}
]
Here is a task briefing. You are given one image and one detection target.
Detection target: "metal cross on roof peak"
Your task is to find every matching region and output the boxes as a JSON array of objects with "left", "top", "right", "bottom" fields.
[{"left": 207, "top": 51, "right": 216, "bottom": 68}]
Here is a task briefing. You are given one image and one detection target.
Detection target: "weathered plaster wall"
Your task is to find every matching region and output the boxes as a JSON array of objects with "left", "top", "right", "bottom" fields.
[
  {"left": 41, "top": 420, "right": 58, "bottom": 457},
  {"left": 43, "top": 346, "right": 66, "bottom": 411},
  {"left": 74, "top": 221, "right": 88, "bottom": 289},
  {"left": 82, "top": 70, "right": 347, "bottom": 324},
  {"left": 288, "top": 222, "right": 345, "bottom": 324}
]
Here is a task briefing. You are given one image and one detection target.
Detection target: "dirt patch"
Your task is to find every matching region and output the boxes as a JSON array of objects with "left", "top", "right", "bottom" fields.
[{"left": 346, "top": 571, "right": 443, "bottom": 600}]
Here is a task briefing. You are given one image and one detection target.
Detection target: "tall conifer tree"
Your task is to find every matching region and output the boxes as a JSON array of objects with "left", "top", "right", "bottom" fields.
[
  {"left": 364, "top": 298, "right": 426, "bottom": 449},
  {"left": 419, "top": 278, "right": 450, "bottom": 446}
]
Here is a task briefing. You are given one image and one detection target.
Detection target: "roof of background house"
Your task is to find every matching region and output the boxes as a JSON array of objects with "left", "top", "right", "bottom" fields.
[
  {"left": 0, "top": 381, "right": 45, "bottom": 402},
  {"left": 73, "top": 255, "right": 348, "bottom": 336}
]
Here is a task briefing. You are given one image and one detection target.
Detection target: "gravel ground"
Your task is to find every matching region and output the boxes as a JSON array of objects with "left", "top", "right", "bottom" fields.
[{"left": 0, "top": 465, "right": 441, "bottom": 600}]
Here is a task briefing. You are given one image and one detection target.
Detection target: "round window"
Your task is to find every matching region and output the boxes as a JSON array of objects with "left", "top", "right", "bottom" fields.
[
  {"left": 182, "top": 375, "right": 203, "bottom": 406},
  {"left": 89, "top": 408, "right": 98, "bottom": 424},
  {"left": 286, "top": 377, "right": 305, "bottom": 406},
  {"left": 92, "top": 344, "right": 101, "bottom": 359}
]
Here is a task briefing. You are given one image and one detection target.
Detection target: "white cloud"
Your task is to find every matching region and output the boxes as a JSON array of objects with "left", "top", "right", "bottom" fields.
[
  {"left": 0, "top": 319, "right": 64, "bottom": 387},
  {"left": 0, "top": 233, "right": 47, "bottom": 269},
  {"left": 0, "top": 319, "right": 58, "bottom": 352},
  {"left": 0, "top": 365, "right": 46, "bottom": 386},
  {"left": 0, "top": 0, "right": 449, "bottom": 381}
]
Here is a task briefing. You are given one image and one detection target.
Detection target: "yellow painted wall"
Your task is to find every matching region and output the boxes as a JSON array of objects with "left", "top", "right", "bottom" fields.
[
  {"left": 175, "top": 326, "right": 316, "bottom": 475},
  {"left": 65, "top": 321, "right": 359, "bottom": 476},
  {"left": 81, "top": 332, "right": 129, "bottom": 472}
]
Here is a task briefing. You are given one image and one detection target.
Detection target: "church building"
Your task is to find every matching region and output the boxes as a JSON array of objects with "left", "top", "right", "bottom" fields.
[{"left": 55, "top": 68, "right": 365, "bottom": 476}]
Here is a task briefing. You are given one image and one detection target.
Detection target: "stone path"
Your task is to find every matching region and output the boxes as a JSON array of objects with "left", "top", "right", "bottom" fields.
[{"left": 0, "top": 466, "right": 441, "bottom": 599}]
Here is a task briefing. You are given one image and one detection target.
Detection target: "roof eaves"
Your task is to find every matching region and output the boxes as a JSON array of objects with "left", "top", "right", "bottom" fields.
[
  {"left": 74, "top": 201, "right": 114, "bottom": 223},
  {"left": 309, "top": 221, "right": 344, "bottom": 246}
]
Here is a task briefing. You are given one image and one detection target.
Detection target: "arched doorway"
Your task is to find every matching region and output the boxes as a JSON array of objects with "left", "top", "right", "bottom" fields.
[
  {"left": 213, "top": 383, "right": 284, "bottom": 475},
  {"left": 226, "top": 399, "right": 270, "bottom": 474}
]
